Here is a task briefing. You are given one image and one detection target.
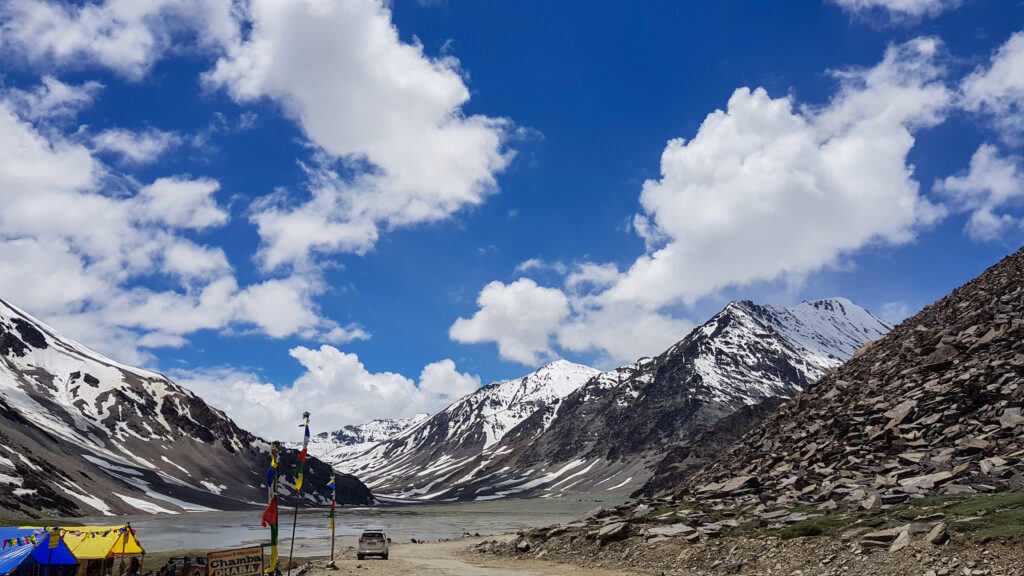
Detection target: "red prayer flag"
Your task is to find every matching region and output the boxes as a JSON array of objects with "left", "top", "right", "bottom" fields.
[
  {"left": 297, "top": 448, "right": 307, "bottom": 463},
  {"left": 261, "top": 496, "right": 278, "bottom": 527}
]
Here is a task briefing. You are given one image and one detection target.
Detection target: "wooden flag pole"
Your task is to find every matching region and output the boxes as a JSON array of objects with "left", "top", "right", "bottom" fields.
[{"left": 286, "top": 411, "right": 310, "bottom": 576}]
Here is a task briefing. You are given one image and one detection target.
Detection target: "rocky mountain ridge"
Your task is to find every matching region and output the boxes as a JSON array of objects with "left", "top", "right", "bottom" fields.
[
  {"left": 678, "top": 247, "right": 1024, "bottom": 509},
  {"left": 0, "top": 297, "right": 372, "bottom": 518}
]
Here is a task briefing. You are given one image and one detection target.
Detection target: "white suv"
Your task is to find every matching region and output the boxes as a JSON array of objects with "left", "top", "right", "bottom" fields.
[{"left": 357, "top": 529, "right": 390, "bottom": 560}]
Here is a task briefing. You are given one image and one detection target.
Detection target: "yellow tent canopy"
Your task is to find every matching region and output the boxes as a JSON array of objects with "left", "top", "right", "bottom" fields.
[{"left": 24, "top": 526, "right": 144, "bottom": 560}]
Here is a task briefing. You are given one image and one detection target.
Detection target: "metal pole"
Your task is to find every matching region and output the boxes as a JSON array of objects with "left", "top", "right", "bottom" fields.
[
  {"left": 330, "top": 487, "right": 335, "bottom": 563},
  {"left": 286, "top": 500, "right": 298, "bottom": 576},
  {"left": 286, "top": 412, "right": 309, "bottom": 576}
]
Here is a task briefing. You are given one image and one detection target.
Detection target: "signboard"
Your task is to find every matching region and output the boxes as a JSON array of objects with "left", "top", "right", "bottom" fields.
[{"left": 207, "top": 547, "right": 262, "bottom": 576}]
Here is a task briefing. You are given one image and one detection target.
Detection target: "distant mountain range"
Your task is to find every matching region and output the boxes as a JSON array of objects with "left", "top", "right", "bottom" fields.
[
  {"left": 0, "top": 291, "right": 893, "bottom": 516},
  {"left": 0, "top": 298, "right": 372, "bottom": 518},
  {"left": 298, "top": 414, "right": 430, "bottom": 466},
  {"left": 306, "top": 297, "right": 890, "bottom": 501},
  {"left": 329, "top": 359, "right": 601, "bottom": 500}
]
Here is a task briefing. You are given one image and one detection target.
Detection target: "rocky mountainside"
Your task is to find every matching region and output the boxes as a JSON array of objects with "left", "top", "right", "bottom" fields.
[
  {"left": 680, "top": 246, "right": 1024, "bottom": 509},
  {"left": 330, "top": 298, "right": 888, "bottom": 501},
  {"left": 0, "top": 297, "right": 372, "bottom": 518},
  {"left": 298, "top": 414, "right": 429, "bottom": 465},
  {"left": 632, "top": 396, "right": 787, "bottom": 498}
]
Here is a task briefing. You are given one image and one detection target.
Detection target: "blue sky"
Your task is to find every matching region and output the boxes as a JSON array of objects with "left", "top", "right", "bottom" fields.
[{"left": 1, "top": 0, "right": 1022, "bottom": 438}]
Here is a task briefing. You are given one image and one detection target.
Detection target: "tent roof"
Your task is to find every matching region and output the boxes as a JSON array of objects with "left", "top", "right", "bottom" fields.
[
  {"left": 0, "top": 528, "right": 77, "bottom": 576},
  {"left": 24, "top": 526, "right": 143, "bottom": 561}
]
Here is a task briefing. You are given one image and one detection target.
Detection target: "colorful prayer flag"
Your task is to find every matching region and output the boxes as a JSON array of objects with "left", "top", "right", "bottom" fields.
[
  {"left": 294, "top": 415, "right": 310, "bottom": 491},
  {"left": 261, "top": 496, "right": 278, "bottom": 527}
]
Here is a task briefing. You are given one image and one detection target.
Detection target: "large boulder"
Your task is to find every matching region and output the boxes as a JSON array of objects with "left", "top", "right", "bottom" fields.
[{"left": 597, "top": 522, "right": 631, "bottom": 544}]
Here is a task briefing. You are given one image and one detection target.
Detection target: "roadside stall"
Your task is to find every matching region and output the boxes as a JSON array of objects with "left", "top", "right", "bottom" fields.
[
  {"left": 54, "top": 526, "right": 144, "bottom": 576},
  {"left": 0, "top": 528, "right": 77, "bottom": 576}
]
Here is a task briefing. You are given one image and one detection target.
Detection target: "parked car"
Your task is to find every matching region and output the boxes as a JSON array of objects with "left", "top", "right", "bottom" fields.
[
  {"left": 357, "top": 530, "right": 390, "bottom": 560},
  {"left": 161, "top": 556, "right": 207, "bottom": 576}
]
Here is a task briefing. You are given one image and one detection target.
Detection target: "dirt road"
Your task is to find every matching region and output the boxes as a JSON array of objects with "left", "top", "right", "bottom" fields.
[{"left": 307, "top": 536, "right": 641, "bottom": 576}]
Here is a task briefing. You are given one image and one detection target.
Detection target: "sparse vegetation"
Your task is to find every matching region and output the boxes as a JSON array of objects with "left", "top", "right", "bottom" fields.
[{"left": 771, "top": 512, "right": 858, "bottom": 539}]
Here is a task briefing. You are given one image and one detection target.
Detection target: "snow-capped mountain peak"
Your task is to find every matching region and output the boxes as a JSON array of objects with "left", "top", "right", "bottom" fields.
[
  {"left": 306, "top": 360, "right": 600, "bottom": 498},
  {"left": 765, "top": 297, "right": 892, "bottom": 363},
  {"left": 438, "top": 359, "right": 600, "bottom": 449},
  {"left": 680, "top": 297, "right": 890, "bottom": 406}
]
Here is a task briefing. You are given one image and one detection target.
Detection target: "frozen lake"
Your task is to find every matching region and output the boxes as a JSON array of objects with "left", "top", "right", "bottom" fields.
[{"left": 75, "top": 492, "right": 630, "bottom": 555}]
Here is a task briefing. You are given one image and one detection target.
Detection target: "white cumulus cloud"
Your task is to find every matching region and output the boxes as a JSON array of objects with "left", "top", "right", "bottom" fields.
[
  {"left": 934, "top": 144, "right": 1024, "bottom": 241},
  {"left": 0, "top": 0, "right": 240, "bottom": 79},
  {"left": 136, "top": 176, "right": 228, "bottom": 230},
  {"left": 609, "top": 38, "right": 947, "bottom": 310},
  {"left": 93, "top": 128, "right": 183, "bottom": 165},
  {"left": 174, "top": 349, "right": 480, "bottom": 440},
  {"left": 556, "top": 301, "right": 693, "bottom": 366},
  {"left": 453, "top": 38, "right": 951, "bottom": 367},
  {"left": 832, "top": 0, "right": 961, "bottom": 19},
  {"left": 961, "top": 30, "right": 1024, "bottom": 143},
  {"left": 5, "top": 76, "right": 104, "bottom": 121},
  {"left": 450, "top": 279, "right": 570, "bottom": 365},
  {"left": 204, "top": 0, "right": 513, "bottom": 270},
  {"left": 0, "top": 86, "right": 351, "bottom": 365}
]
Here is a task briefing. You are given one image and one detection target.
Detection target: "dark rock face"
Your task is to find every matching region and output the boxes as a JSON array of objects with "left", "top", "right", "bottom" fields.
[
  {"left": 0, "top": 321, "right": 29, "bottom": 358},
  {"left": 13, "top": 319, "right": 47, "bottom": 350},
  {"left": 679, "top": 245, "right": 1024, "bottom": 507},
  {"left": 633, "top": 396, "right": 786, "bottom": 498},
  {"left": 0, "top": 297, "right": 373, "bottom": 518}
]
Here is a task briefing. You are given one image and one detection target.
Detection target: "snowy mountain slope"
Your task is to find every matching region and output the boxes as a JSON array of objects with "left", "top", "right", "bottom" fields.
[
  {"left": 328, "top": 360, "right": 600, "bottom": 499},
  {"left": 297, "top": 414, "right": 429, "bottom": 465},
  {"left": 326, "top": 298, "right": 889, "bottom": 501},
  {"left": 664, "top": 297, "right": 892, "bottom": 407},
  {"left": 0, "top": 297, "right": 372, "bottom": 518}
]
